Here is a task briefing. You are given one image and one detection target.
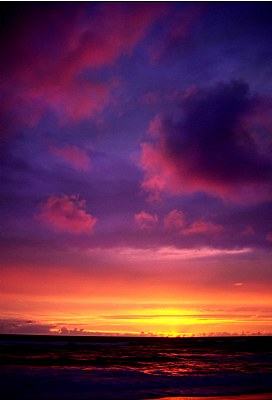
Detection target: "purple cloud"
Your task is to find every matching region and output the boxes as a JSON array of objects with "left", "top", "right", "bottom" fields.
[{"left": 140, "top": 80, "right": 272, "bottom": 202}]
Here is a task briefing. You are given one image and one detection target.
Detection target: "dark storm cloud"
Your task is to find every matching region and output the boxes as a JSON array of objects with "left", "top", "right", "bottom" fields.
[
  {"left": 167, "top": 80, "right": 271, "bottom": 182},
  {"left": 141, "top": 80, "right": 272, "bottom": 202}
]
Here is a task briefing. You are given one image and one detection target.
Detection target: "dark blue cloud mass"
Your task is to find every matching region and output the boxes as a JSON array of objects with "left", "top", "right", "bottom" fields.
[{"left": 141, "top": 80, "right": 272, "bottom": 202}]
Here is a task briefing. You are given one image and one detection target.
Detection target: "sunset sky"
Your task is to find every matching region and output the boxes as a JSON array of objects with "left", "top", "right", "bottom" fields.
[{"left": 1, "top": 2, "right": 272, "bottom": 337}]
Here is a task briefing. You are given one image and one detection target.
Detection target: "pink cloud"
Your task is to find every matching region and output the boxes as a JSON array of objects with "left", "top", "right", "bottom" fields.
[
  {"left": 37, "top": 195, "right": 97, "bottom": 234},
  {"left": 134, "top": 211, "right": 158, "bottom": 231},
  {"left": 6, "top": 77, "right": 116, "bottom": 126},
  {"left": 50, "top": 145, "right": 91, "bottom": 171},
  {"left": 164, "top": 210, "right": 185, "bottom": 230},
  {"left": 140, "top": 142, "right": 176, "bottom": 202},
  {"left": 182, "top": 220, "right": 223, "bottom": 235},
  {"left": 65, "top": 3, "right": 167, "bottom": 71}
]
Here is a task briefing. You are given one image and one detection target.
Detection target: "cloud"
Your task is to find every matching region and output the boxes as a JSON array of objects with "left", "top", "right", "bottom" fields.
[
  {"left": 58, "top": 327, "right": 85, "bottom": 335},
  {"left": 164, "top": 209, "right": 185, "bottom": 230},
  {"left": 150, "top": 3, "right": 205, "bottom": 63},
  {"left": 164, "top": 210, "right": 222, "bottom": 236},
  {"left": 107, "top": 246, "right": 251, "bottom": 262},
  {"left": 37, "top": 194, "right": 97, "bottom": 234},
  {"left": 182, "top": 220, "right": 223, "bottom": 235},
  {"left": 134, "top": 211, "right": 158, "bottom": 231},
  {"left": 50, "top": 145, "right": 91, "bottom": 171},
  {"left": 140, "top": 80, "right": 272, "bottom": 202},
  {"left": 0, "top": 318, "right": 56, "bottom": 335},
  {"left": 1, "top": 3, "right": 166, "bottom": 129}
]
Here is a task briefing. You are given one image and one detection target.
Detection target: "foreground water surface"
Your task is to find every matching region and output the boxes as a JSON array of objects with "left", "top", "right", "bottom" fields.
[{"left": 0, "top": 335, "right": 271, "bottom": 399}]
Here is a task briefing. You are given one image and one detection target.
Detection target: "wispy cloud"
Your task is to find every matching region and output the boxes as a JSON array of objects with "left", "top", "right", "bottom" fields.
[
  {"left": 181, "top": 220, "right": 223, "bottom": 235},
  {"left": 2, "top": 3, "right": 167, "bottom": 128},
  {"left": 150, "top": 3, "right": 205, "bottom": 63},
  {"left": 50, "top": 145, "right": 91, "bottom": 172},
  {"left": 89, "top": 246, "right": 252, "bottom": 262}
]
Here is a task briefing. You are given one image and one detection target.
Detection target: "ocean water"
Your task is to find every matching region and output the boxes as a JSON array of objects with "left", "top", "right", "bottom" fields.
[{"left": 0, "top": 335, "right": 271, "bottom": 400}]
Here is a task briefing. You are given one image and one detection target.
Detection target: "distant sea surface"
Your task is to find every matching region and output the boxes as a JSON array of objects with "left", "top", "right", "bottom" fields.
[{"left": 0, "top": 335, "right": 272, "bottom": 400}]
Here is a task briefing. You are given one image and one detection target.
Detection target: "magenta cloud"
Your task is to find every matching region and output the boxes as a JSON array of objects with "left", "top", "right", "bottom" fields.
[
  {"left": 140, "top": 80, "right": 272, "bottom": 203},
  {"left": 163, "top": 211, "right": 222, "bottom": 236},
  {"left": 181, "top": 220, "right": 223, "bottom": 235},
  {"left": 134, "top": 211, "right": 158, "bottom": 231},
  {"left": 164, "top": 210, "right": 185, "bottom": 231},
  {"left": 37, "top": 194, "right": 97, "bottom": 234}
]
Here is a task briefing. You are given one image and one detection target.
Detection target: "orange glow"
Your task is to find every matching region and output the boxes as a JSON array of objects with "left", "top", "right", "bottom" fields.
[
  {"left": 1, "top": 247, "right": 271, "bottom": 336},
  {"left": 1, "top": 1, "right": 272, "bottom": 344}
]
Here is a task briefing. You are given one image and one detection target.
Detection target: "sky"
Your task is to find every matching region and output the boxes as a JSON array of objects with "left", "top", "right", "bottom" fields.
[{"left": 1, "top": 1, "right": 272, "bottom": 337}]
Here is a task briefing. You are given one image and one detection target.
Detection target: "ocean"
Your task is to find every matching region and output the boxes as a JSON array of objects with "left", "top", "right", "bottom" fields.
[{"left": 0, "top": 335, "right": 271, "bottom": 400}]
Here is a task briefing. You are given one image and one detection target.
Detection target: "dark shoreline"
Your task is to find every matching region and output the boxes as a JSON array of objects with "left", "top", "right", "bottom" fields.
[{"left": 1, "top": 333, "right": 271, "bottom": 340}]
